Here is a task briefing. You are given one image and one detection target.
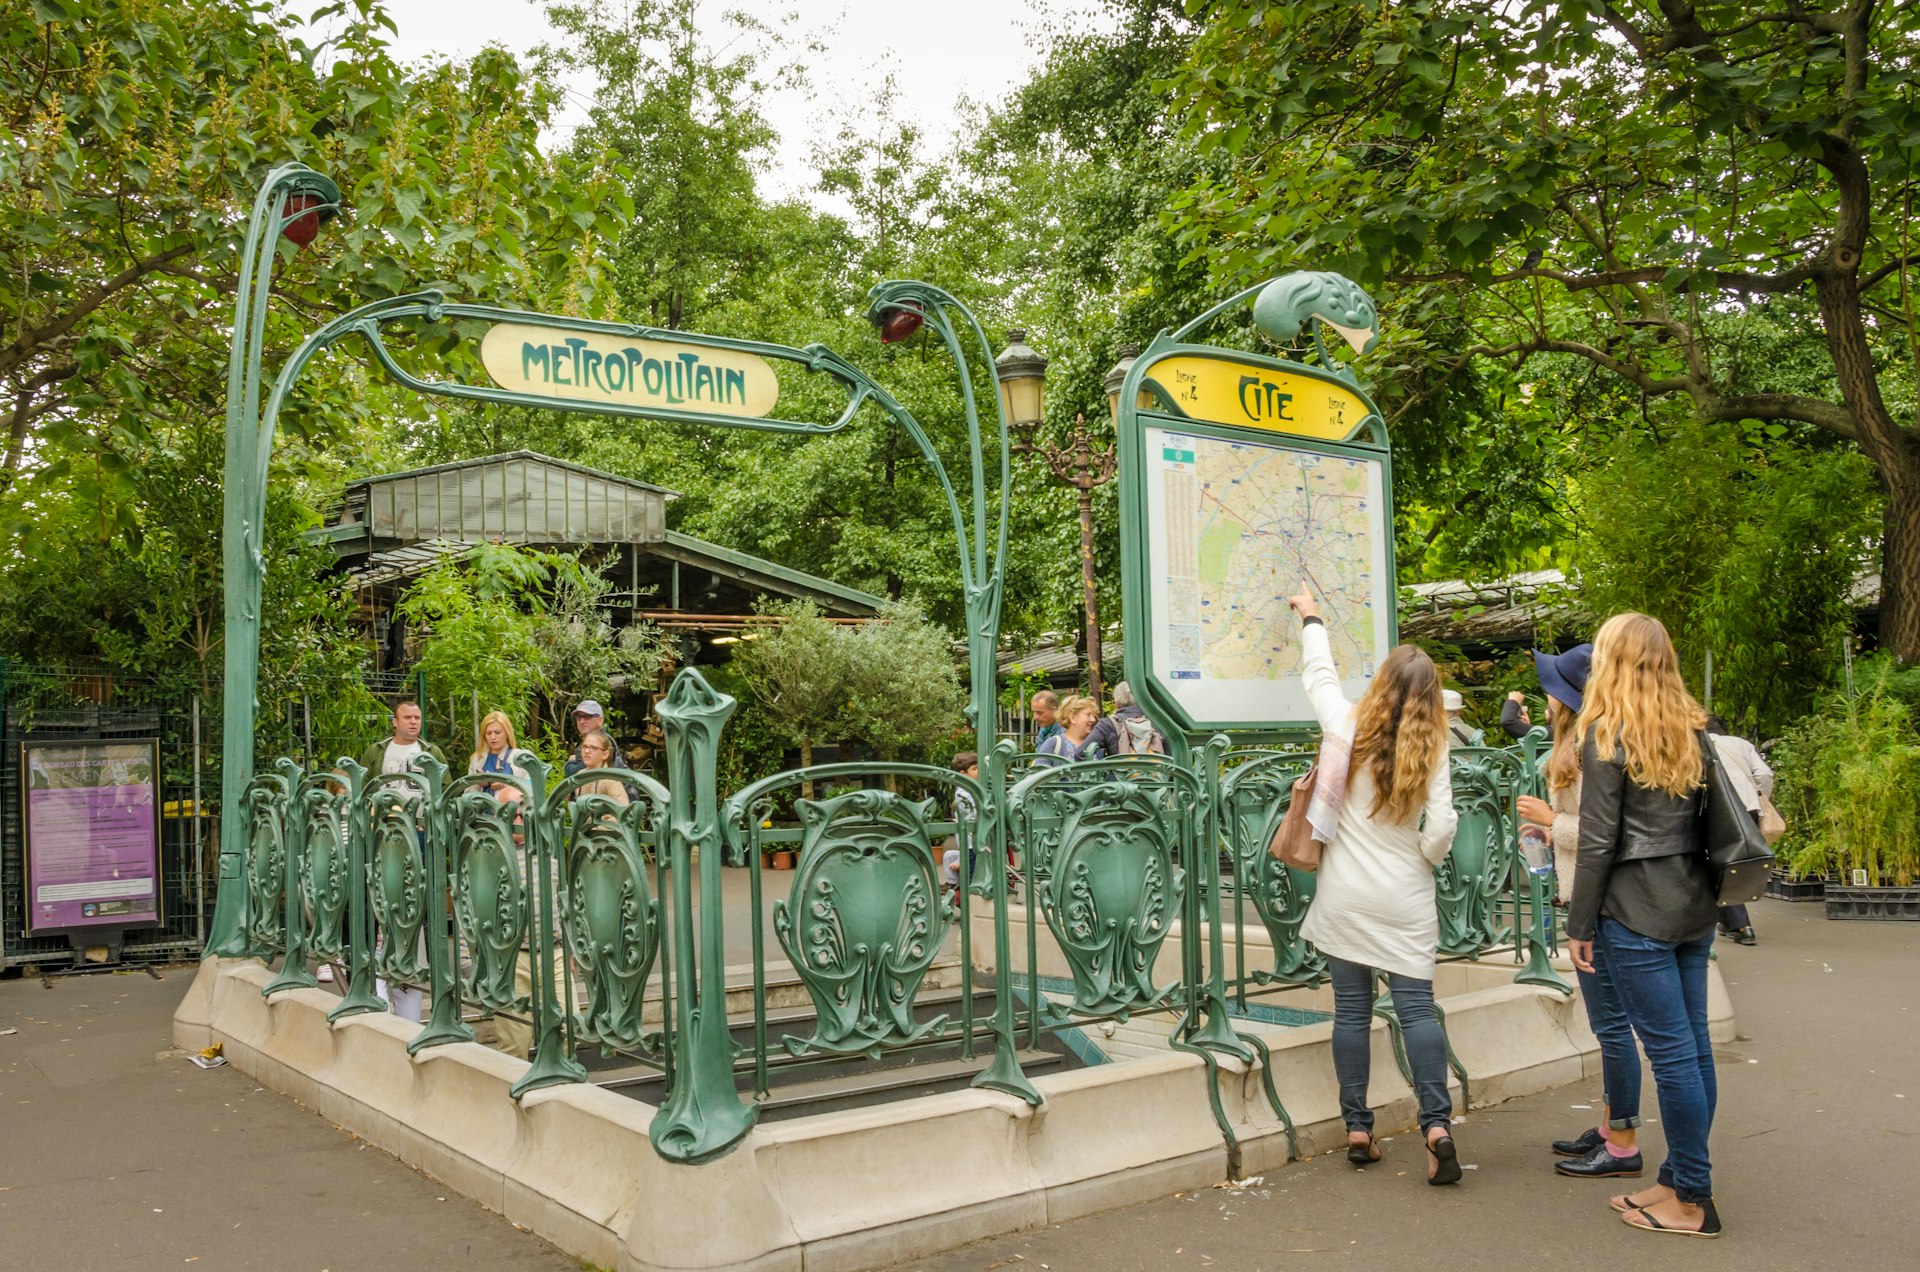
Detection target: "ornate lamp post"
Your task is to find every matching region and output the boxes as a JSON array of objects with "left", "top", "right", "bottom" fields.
[
  {"left": 206, "top": 164, "right": 341, "bottom": 957},
  {"left": 998, "top": 332, "right": 1125, "bottom": 704}
]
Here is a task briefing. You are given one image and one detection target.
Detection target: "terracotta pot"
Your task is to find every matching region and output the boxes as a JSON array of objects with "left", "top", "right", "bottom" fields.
[{"left": 770, "top": 850, "right": 797, "bottom": 871}]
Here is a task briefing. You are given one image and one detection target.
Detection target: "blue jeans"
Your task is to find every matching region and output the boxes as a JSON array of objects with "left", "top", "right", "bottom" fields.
[
  {"left": 1575, "top": 930, "right": 1642, "bottom": 1129},
  {"left": 1327, "top": 955, "right": 1454, "bottom": 1135},
  {"left": 1600, "top": 917, "right": 1717, "bottom": 1202}
]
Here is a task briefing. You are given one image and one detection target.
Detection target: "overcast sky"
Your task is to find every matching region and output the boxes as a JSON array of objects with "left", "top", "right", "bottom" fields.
[{"left": 336, "top": 0, "right": 1104, "bottom": 203}]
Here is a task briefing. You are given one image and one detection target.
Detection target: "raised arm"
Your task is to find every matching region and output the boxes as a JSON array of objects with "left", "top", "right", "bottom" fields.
[{"left": 1288, "top": 585, "right": 1353, "bottom": 735}]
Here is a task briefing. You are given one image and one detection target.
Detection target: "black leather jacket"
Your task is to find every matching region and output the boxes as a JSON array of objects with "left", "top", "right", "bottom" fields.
[{"left": 1567, "top": 731, "right": 1718, "bottom": 944}]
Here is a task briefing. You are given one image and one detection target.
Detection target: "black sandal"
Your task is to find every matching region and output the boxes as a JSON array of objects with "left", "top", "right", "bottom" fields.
[
  {"left": 1426, "top": 1131, "right": 1462, "bottom": 1186},
  {"left": 1622, "top": 1198, "right": 1722, "bottom": 1238},
  {"left": 1346, "top": 1133, "right": 1381, "bottom": 1164}
]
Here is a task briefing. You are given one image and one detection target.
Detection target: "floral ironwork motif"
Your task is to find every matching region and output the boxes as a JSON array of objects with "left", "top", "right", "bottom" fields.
[
  {"left": 1039, "top": 781, "right": 1183, "bottom": 1017},
  {"left": 244, "top": 774, "right": 288, "bottom": 955},
  {"left": 562, "top": 794, "right": 662, "bottom": 1051},
  {"left": 773, "top": 789, "right": 950, "bottom": 1058},
  {"left": 367, "top": 787, "right": 429, "bottom": 985},
  {"left": 1435, "top": 749, "right": 1524, "bottom": 954},
  {"left": 1220, "top": 752, "right": 1325, "bottom": 985},
  {"left": 450, "top": 789, "right": 524, "bottom": 1011},
  {"left": 298, "top": 785, "right": 350, "bottom": 963}
]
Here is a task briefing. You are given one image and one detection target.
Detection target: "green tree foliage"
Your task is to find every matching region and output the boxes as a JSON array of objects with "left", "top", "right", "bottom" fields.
[
  {"left": 1171, "top": 0, "right": 1920, "bottom": 652},
  {"left": 1576, "top": 428, "right": 1878, "bottom": 735},
  {"left": 844, "top": 604, "right": 967, "bottom": 768},
  {"left": 397, "top": 543, "right": 674, "bottom": 753},
  {"left": 536, "top": 0, "right": 776, "bottom": 329},
  {"left": 0, "top": 0, "right": 632, "bottom": 725},
  {"left": 730, "top": 599, "right": 853, "bottom": 790}
]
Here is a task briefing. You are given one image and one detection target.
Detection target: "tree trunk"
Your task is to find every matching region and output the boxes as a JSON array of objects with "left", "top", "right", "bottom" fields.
[
  {"left": 800, "top": 735, "right": 814, "bottom": 801},
  {"left": 1814, "top": 263, "right": 1920, "bottom": 659}
]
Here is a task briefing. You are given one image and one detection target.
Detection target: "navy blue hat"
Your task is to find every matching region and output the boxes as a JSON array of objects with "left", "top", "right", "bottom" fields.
[{"left": 1534, "top": 643, "right": 1593, "bottom": 713}]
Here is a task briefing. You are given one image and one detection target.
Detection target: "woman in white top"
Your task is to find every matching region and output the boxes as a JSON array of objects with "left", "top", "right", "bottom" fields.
[{"left": 1289, "top": 586, "right": 1462, "bottom": 1184}]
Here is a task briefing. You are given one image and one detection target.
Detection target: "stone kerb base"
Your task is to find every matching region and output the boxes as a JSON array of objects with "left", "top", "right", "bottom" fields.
[{"left": 176, "top": 954, "right": 1734, "bottom": 1272}]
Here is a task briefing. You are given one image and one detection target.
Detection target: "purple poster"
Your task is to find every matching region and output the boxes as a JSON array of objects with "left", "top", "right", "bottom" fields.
[{"left": 24, "top": 741, "right": 161, "bottom": 934}]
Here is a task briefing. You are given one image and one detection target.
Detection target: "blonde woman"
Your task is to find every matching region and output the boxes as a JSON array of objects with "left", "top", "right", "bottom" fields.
[
  {"left": 469, "top": 710, "right": 519, "bottom": 797},
  {"left": 1568, "top": 613, "right": 1722, "bottom": 1238},
  {"left": 1515, "top": 647, "right": 1646, "bottom": 1180},
  {"left": 1288, "top": 586, "right": 1462, "bottom": 1185},
  {"left": 1036, "top": 695, "right": 1099, "bottom": 766}
]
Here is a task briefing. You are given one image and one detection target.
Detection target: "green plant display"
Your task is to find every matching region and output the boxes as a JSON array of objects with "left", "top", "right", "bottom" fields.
[{"left": 1772, "top": 664, "right": 1920, "bottom": 887}]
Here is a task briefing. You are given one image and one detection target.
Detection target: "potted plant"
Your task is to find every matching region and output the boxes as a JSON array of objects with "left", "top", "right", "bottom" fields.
[{"left": 1772, "top": 678, "right": 1920, "bottom": 920}]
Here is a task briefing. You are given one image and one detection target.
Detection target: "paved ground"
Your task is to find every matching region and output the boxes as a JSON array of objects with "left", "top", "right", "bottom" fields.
[
  {"left": 2, "top": 898, "right": 1912, "bottom": 1270},
  {"left": 0, "top": 966, "right": 579, "bottom": 1271},
  {"left": 892, "top": 898, "right": 1920, "bottom": 1270}
]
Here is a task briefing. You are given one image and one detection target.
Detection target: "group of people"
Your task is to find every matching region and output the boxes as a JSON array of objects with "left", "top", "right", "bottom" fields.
[
  {"left": 1286, "top": 586, "right": 1733, "bottom": 1238},
  {"left": 1028, "top": 684, "right": 1165, "bottom": 763},
  {"left": 347, "top": 695, "right": 634, "bottom": 1055}
]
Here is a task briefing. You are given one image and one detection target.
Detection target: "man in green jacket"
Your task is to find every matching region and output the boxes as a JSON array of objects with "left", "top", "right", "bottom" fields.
[{"left": 353, "top": 699, "right": 448, "bottom": 794}]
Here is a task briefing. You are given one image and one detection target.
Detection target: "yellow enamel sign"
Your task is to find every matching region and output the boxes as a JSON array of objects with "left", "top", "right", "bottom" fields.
[
  {"left": 1142, "top": 354, "right": 1370, "bottom": 441},
  {"left": 480, "top": 322, "right": 780, "bottom": 419}
]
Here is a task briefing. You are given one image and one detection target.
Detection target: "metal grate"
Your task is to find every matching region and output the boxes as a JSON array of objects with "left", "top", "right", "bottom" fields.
[{"left": 1, "top": 666, "right": 213, "bottom": 968}]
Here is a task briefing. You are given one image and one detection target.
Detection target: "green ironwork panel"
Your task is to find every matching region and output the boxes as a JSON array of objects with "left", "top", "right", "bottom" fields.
[
  {"left": 1011, "top": 758, "right": 1194, "bottom": 1019},
  {"left": 1435, "top": 748, "right": 1525, "bottom": 955},
  {"left": 772, "top": 789, "right": 951, "bottom": 1058},
  {"left": 243, "top": 772, "right": 290, "bottom": 956},
  {"left": 449, "top": 789, "right": 525, "bottom": 1011},
  {"left": 297, "top": 783, "right": 350, "bottom": 963},
  {"left": 561, "top": 793, "right": 664, "bottom": 1053},
  {"left": 1218, "top": 750, "right": 1325, "bottom": 986},
  {"left": 367, "top": 783, "right": 431, "bottom": 985}
]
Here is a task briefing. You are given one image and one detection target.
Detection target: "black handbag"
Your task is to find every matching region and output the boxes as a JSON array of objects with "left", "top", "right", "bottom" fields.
[{"left": 1699, "top": 732, "right": 1773, "bottom": 905}]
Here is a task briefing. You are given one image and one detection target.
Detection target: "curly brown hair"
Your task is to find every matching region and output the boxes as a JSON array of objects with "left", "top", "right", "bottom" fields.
[{"left": 1349, "top": 644, "right": 1447, "bottom": 823}]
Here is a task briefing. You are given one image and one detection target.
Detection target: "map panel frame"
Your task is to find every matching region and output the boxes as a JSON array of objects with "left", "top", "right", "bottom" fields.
[{"left": 1117, "top": 341, "right": 1398, "bottom": 738}]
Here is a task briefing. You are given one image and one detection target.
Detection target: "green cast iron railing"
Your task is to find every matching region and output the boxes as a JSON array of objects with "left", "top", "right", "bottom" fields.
[{"left": 238, "top": 667, "right": 1573, "bottom": 1169}]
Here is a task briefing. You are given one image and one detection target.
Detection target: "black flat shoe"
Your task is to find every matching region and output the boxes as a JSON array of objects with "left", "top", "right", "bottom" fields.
[
  {"left": 1554, "top": 1142, "right": 1643, "bottom": 1178},
  {"left": 1427, "top": 1133, "right": 1462, "bottom": 1186},
  {"left": 1552, "top": 1126, "right": 1605, "bottom": 1157},
  {"left": 1734, "top": 927, "right": 1757, "bottom": 945}
]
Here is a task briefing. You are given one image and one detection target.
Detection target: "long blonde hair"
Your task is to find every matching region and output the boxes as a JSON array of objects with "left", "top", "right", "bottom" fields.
[
  {"left": 1545, "top": 698, "right": 1581, "bottom": 793},
  {"left": 1577, "top": 613, "right": 1706, "bottom": 796},
  {"left": 1350, "top": 644, "right": 1447, "bottom": 823},
  {"left": 471, "top": 710, "right": 518, "bottom": 766}
]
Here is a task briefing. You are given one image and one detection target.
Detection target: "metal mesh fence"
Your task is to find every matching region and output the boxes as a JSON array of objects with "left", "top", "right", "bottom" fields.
[{"left": 0, "top": 664, "right": 213, "bottom": 967}]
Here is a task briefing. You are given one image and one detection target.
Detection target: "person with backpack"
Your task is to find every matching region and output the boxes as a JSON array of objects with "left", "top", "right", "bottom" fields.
[
  {"left": 1036, "top": 695, "right": 1100, "bottom": 766},
  {"left": 1086, "top": 681, "right": 1166, "bottom": 756}
]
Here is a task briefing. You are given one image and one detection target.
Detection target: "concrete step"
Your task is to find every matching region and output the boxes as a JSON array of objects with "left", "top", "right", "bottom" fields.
[{"left": 753, "top": 1048, "right": 1064, "bottom": 1119}]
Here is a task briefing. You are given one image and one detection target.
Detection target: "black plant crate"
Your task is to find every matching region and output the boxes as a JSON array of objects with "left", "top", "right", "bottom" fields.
[
  {"left": 1824, "top": 886, "right": 1920, "bottom": 922},
  {"left": 1767, "top": 873, "right": 1826, "bottom": 903}
]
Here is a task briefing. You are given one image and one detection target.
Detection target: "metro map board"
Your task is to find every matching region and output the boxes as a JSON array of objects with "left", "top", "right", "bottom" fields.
[{"left": 1119, "top": 343, "right": 1396, "bottom": 733}]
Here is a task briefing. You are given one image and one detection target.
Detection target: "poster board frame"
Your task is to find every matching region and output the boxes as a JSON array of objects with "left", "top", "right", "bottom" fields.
[
  {"left": 21, "top": 738, "right": 165, "bottom": 939},
  {"left": 1117, "top": 338, "right": 1397, "bottom": 742}
]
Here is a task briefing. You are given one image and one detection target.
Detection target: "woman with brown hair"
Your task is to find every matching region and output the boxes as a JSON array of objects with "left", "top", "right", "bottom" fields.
[
  {"left": 1515, "top": 647, "right": 1647, "bottom": 1179},
  {"left": 1568, "top": 612, "right": 1722, "bottom": 1238},
  {"left": 1288, "top": 586, "right": 1462, "bottom": 1185}
]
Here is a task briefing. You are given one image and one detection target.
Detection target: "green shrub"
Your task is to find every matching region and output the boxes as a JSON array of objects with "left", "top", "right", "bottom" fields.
[{"left": 1772, "top": 662, "right": 1920, "bottom": 887}]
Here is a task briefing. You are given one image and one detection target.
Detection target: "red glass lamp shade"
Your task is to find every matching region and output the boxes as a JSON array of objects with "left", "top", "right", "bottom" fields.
[
  {"left": 876, "top": 303, "right": 926, "bottom": 344},
  {"left": 281, "top": 192, "right": 326, "bottom": 249}
]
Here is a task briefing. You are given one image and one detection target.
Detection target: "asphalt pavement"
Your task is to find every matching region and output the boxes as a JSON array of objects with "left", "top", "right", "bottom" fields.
[
  {"left": 890, "top": 898, "right": 1919, "bottom": 1271},
  {"left": 1, "top": 897, "right": 1912, "bottom": 1271}
]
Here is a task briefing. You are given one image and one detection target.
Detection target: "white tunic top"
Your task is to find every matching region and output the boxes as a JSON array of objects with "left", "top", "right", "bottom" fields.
[{"left": 1295, "top": 622, "right": 1458, "bottom": 981}]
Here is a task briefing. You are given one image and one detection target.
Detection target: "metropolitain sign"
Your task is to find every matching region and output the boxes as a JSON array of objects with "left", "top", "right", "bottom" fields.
[{"left": 479, "top": 322, "right": 781, "bottom": 419}]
